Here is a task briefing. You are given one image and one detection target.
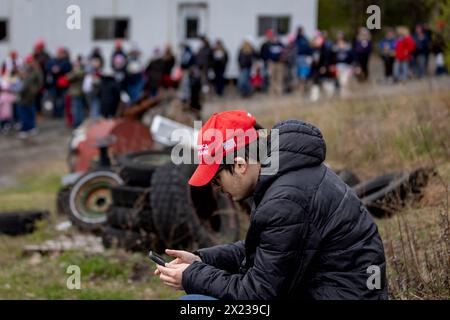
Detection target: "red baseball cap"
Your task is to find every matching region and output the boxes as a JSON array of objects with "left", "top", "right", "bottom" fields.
[
  {"left": 24, "top": 54, "right": 34, "bottom": 64},
  {"left": 34, "top": 39, "right": 45, "bottom": 51},
  {"left": 188, "top": 110, "right": 258, "bottom": 187},
  {"left": 115, "top": 39, "right": 122, "bottom": 49},
  {"left": 265, "top": 28, "right": 274, "bottom": 38}
]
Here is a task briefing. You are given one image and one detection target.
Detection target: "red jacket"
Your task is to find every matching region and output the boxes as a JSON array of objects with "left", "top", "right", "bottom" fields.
[{"left": 395, "top": 36, "right": 416, "bottom": 61}]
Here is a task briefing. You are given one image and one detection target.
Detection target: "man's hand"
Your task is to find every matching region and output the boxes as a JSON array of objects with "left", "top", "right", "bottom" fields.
[
  {"left": 154, "top": 249, "right": 201, "bottom": 276},
  {"left": 156, "top": 263, "right": 190, "bottom": 290}
]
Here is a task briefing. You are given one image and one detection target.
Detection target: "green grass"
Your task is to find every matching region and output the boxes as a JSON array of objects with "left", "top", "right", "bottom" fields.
[
  {"left": 0, "top": 162, "right": 64, "bottom": 212},
  {"left": 0, "top": 161, "right": 183, "bottom": 300},
  {"left": 0, "top": 236, "right": 184, "bottom": 300}
]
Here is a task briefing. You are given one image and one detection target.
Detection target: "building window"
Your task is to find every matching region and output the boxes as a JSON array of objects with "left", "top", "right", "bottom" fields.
[
  {"left": 186, "top": 17, "right": 199, "bottom": 39},
  {"left": 257, "top": 16, "right": 290, "bottom": 37},
  {"left": 0, "top": 20, "right": 8, "bottom": 42},
  {"left": 93, "top": 18, "right": 129, "bottom": 40}
]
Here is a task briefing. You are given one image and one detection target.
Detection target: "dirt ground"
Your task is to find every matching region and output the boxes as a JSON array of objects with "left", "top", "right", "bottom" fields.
[{"left": 0, "top": 119, "right": 70, "bottom": 189}]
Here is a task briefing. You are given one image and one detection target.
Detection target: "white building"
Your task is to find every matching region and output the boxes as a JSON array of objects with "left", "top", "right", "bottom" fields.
[{"left": 0, "top": 0, "right": 317, "bottom": 78}]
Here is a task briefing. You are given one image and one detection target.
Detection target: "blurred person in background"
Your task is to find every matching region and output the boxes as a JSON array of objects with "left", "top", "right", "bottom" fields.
[
  {"left": 16, "top": 55, "right": 43, "bottom": 138},
  {"left": 196, "top": 36, "right": 213, "bottom": 94},
  {"left": 353, "top": 27, "right": 372, "bottom": 82},
  {"left": 295, "top": 26, "right": 312, "bottom": 90},
  {"left": 99, "top": 69, "right": 121, "bottom": 119},
  {"left": 250, "top": 60, "right": 264, "bottom": 92},
  {"left": 309, "top": 31, "right": 330, "bottom": 102},
  {"left": 264, "top": 29, "right": 285, "bottom": 96},
  {"left": 212, "top": 39, "right": 229, "bottom": 96},
  {"left": 378, "top": 28, "right": 397, "bottom": 84},
  {"left": 413, "top": 24, "right": 430, "bottom": 78},
  {"left": 83, "top": 48, "right": 104, "bottom": 119},
  {"left": 281, "top": 33, "right": 298, "bottom": 94},
  {"left": 2, "top": 51, "right": 23, "bottom": 128},
  {"left": 126, "top": 43, "right": 144, "bottom": 104},
  {"left": 237, "top": 39, "right": 257, "bottom": 97},
  {"left": 32, "top": 39, "right": 51, "bottom": 116},
  {"left": 0, "top": 65, "right": 21, "bottom": 133},
  {"left": 259, "top": 30, "right": 273, "bottom": 92},
  {"left": 161, "top": 44, "right": 176, "bottom": 90},
  {"left": 333, "top": 31, "right": 354, "bottom": 97},
  {"left": 394, "top": 26, "right": 416, "bottom": 82},
  {"left": 179, "top": 43, "right": 196, "bottom": 103},
  {"left": 144, "top": 48, "right": 165, "bottom": 97},
  {"left": 432, "top": 21, "right": 448, "bottom": 76},
  {"left": 189, "top": 65, "right": 202, "bottom": 116},
  {"left": 111, "top": 40, "right": 128, "bottom": 91},
  {"left": 90, "top": 47, "right": 104, "bottom": 70},
  {"left": 1, "top": 50, "right": 22, "bottom": 76},
  {"left": 46, "top": 47, "right": 72, "bottom": 118},
  {"left": 318, "top": 30, "right": 336, "bottom": 98},
  {"left": 67, "top": 55, "right": 86, "bottom": 128}
]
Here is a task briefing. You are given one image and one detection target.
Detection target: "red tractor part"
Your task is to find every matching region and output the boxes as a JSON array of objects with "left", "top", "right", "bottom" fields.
[{"left": 69, "top": 119, "right": 154, "bottom": 173}]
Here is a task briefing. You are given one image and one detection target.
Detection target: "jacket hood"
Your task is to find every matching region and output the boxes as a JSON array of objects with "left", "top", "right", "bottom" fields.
[{"left": 253, "top": 119, "right": 326, "bottom": 205}]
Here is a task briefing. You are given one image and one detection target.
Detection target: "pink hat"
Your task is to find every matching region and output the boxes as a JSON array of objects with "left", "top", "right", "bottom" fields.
[{"left": 24, "top": 54, "right": 34, "bottom": 64}]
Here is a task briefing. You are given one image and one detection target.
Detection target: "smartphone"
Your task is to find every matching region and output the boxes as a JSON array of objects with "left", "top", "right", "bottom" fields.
[{"left": 148, "top": 250, "right": 166, "bottom": 266}]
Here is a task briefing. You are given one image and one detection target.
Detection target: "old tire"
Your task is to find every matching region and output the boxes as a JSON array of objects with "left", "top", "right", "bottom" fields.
[
  {"left": 149, "top": 163, "right": 241, "bottom": 251},
  {"left": 0, "top": 210, "right": 50, "bottom": 235},
  {"left": 117, "top": 150, "right": 172, "bottom": 187},
  {"left": 56, "top": 186, "right": 71, "bottom": 216},
  {"left": 336, "top": 169, "right": 360, "bottom": 187},
  {"left": 101, "top": 226, "right": 150, "bottom": 252},
  {"left": 353, "top": 171, "right": 410, "bottom": 217},
  {"left": 106, "top": 205, "right": 153, "bottom": 232},
  {"left": 68, "top": 170, "right": 124, "bottom": 232},
  {"left": 110, "top": 185, "right": 150, "bottom": 208}
]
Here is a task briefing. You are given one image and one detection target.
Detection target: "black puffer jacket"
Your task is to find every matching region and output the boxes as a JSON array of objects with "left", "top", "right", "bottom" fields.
[{"left": 182, "top": 120, "right": 388, "bottom": 300}]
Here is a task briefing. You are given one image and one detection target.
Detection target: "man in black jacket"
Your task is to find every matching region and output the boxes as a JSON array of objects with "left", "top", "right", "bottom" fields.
[{"left": 155, "top": 110, "right": 388, "bottom": 300}]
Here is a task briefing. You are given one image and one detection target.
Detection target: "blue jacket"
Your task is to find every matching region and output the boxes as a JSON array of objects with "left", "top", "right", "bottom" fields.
[{"left": 296, "top": 35, "right": 311, "bottom": 56}]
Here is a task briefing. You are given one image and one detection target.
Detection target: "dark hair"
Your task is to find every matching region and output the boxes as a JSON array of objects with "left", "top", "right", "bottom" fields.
[{"left": 218, "top": 123, "right": 267, "bottom": 175}]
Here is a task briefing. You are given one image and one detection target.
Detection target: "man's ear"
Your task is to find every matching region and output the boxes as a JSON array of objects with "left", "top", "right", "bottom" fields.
[{"left": 234, "top": 156, "right": 248, "bottom": 175}]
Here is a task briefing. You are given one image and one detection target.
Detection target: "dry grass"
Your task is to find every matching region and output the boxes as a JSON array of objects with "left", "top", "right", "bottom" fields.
[
  {"left": 256, "top": 90, "right": 450, "bottom": 179},
  {"left": 251, "top": 87, "right": 450, "bottom": 299}
]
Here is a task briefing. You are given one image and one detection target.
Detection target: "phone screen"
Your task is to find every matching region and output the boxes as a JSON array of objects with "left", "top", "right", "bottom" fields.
[{"left": 148, "top": 251, "right": 166, "bottom": 266}]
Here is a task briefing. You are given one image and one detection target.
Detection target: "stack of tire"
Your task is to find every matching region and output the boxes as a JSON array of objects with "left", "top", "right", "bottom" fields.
[
  {"left": 102, "top": 150, "right": 242, "bottom": 253},
  {"left": 101, "top": 150, "right": 172, "bottom": 252}
]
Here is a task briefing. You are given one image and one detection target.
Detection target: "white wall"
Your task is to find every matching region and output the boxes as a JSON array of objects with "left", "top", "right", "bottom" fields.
[
  {"left": 205, "top": 0, "right": 318, "bottom": 77},
  {"left": 0, "top": 0, "right": 317, "bottom": 77}
]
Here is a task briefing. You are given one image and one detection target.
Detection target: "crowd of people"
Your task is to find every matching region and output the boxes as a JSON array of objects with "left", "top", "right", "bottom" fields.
[
  {"left": 234, "top": 23, "right": 448, "bottom": 101},
  {"left": 0, "top": 23, "right": 447, "bottom": 138},
  {"left": 0, "top": 39, "right": 181, "bottom": 137}
]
